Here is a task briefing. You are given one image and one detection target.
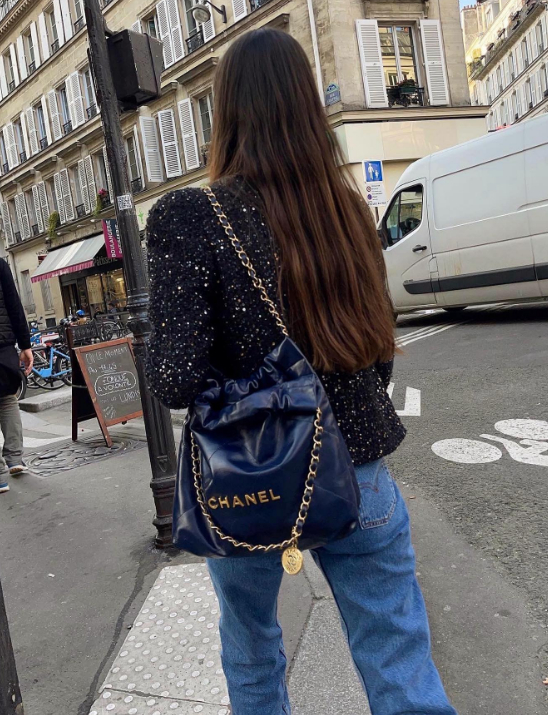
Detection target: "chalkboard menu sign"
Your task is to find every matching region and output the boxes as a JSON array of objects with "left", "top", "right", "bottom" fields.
[{"left": 73, "top": 337, "right": 143, "bottom": 446}]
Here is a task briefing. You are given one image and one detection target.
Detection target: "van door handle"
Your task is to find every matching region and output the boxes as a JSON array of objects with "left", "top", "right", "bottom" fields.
[{"left": 412, "top": 245, "right": 427, "bottom": 253}]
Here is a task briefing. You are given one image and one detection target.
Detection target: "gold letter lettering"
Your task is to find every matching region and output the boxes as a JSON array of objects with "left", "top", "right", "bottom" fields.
[
  {"left": 208, "top": 497, "right": 219, "bottom": 510},
  {"left": 218, "top": 496, "right": 230, "bottom": 509},
  {"left": 269, "top": 490, "right": 281, "bottom": 501},
  {"left": 232, "top": 495, "right": 244, "bottom": 508},
  {"left": 258, "top": 490, "right": 268, "bottom": 504},
  {"left": 245, "top": 494, "right": 257, "bottom": 506}
]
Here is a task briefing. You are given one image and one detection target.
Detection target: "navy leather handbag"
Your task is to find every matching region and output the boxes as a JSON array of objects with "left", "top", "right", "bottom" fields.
[{"left": 172, "top": 187, "right": 360, "bottom": 574}]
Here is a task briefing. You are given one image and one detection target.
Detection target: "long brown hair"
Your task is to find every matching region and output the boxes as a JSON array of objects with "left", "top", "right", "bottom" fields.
[{"left": 209, "top": 28, "right": 395, "bottom": 372}]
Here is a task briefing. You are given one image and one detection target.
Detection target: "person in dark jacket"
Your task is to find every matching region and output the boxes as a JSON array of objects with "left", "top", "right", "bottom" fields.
[
  {"left": 146, "top": 29, "right": 456, "bottom": 715},
  {"left": 0, "top": 257, "right": 33, "bottom": 492}
]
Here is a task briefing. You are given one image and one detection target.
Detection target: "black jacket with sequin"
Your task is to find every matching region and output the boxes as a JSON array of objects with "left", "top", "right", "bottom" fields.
[{"left": 146, "top": 180, "right": 406, "bottom": 466}]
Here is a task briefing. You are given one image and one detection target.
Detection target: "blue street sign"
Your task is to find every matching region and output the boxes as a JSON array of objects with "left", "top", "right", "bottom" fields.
[{"left": 364, "top": 161, "right": 383, "bottom": 182}]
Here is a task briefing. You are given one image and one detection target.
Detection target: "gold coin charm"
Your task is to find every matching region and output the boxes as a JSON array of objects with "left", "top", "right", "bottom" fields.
[{"left": 281, "top": 546, "right": 304, "bottom": 575}]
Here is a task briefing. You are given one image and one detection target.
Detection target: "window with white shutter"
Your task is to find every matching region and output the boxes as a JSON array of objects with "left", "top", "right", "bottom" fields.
[
  {"left": 53, "top": 172, "right": 66, "bottom": 223},
  {"left": 158, "top": 109, "right": 182, "bottom": 178},
  {"left": 356, "top": 20, "right": 388, "bottom": 109},
  {"left": 59, "top": 168, "right": 74, "bottom": 221},
  {"left": 19, "top": 112, "right": 31, "bottom": 159},
  {"left": 202, "top": 13, "right": 215, "bottom": 42},
  {"left": 83, "top": 156, "right": 97, "bottom": 207},
  {"left": 37, "top": 181, "right": 50, "bottom": 227},
  {"left": 140, "top": 116, "right": 164, "bottom": 182},
  {"left": 16, "top": 36, "right": 28, "bottom": 81},
  {"left": 38, "top": 13, "right": 50, "bottom": 61},
  {"left": 1, "top": 202, "right": 14, "bottom": 245},
  {"left": 0, "top": 59, "right": 7, "bottom": 97},
  {"left": 420, "top": 20, "right": 450, "bottom": 106},
  {"left": 166, "top": 0, "right": 185, "bottom": 62},
  {"left": 131, "top": 20, "right": 141, "bottom": 32},
  {"left": 30, "top": 22, "right": 41, "bottom": 67},
  {"left": 177, "top": 99, "right": 200, "bottom": 171},
  {"left": 39, "top": 95, "right": 52, "bottom": 146},
  {"left": 232, "top": 0, "right": 248, "bottom": 22},
  {"left": 9, "top": 44, "right": 20, "bottom": 86},
  {"left": 78, "top": 159, "right": 91, "bottom": 213},
  {"left": 4, "top": 124, "right": 18, "bottom": 169},
  {"left": 102, "top": 146, "right": 114, "bottom": 200},
  {"left": 156, "top": 0, "right": 174, "bottom": 68},
  {"left": 53, "top": 0, "right": 66, "bottom": 46},
  {"left": 32, "top": 185, "right": 44, "bottom": 233},
  {"left": 15, "top": 193, "right": 31, "bottom": 239},
  {"left": 25, "top": 108, "right": 39, "bottom": 156},
  {"left": 47, "top": 89, "right": 63, "bottom": 140},
  {"left": 69, "top": 73, "right": 85, "bottom": 128},
  {"left": 59, "top": 0, "right": 73, "bottom": 41}
]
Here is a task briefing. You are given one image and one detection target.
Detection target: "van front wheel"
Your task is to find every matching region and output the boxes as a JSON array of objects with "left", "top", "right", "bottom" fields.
[{"left": 443, "top": 306, "right": 467, "bottom": 312}]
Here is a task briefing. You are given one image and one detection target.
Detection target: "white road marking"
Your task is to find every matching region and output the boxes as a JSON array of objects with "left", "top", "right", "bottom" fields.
[
  {"left": 432, "top": 438, "right": 503, "bottom": 464},
  {"left": 387, "top": 384, "right": 421, "bottom": 416}
]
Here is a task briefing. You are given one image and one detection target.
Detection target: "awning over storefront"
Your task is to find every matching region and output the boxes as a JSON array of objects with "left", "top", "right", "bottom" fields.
[{"left": 31, "top": 235, "right": 105, "bottom": 283}]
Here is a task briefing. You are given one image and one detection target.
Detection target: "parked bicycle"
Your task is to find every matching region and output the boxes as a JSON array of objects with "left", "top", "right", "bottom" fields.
[{"left": 27, "top": 333, "right": 72, "bottom": 390}]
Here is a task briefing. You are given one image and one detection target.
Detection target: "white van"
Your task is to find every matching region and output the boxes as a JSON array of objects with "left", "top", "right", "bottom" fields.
[{"left": 380, "top": 113, "right": 548, "bottom": 313}]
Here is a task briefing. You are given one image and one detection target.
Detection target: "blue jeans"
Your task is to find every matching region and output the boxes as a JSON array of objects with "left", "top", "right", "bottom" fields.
[{"left": 207, "top": 460, "right": 458, "bottom": 715}]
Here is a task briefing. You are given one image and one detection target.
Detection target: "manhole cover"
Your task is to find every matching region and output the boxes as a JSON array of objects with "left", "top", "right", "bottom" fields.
[{"left": 26, "top": 435, "right": 146, "bottom": 476}]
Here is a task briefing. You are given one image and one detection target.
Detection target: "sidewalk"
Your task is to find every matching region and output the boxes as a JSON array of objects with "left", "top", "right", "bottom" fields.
[{"left": 1, "top": 407, "right": 546, "bottom": 715}]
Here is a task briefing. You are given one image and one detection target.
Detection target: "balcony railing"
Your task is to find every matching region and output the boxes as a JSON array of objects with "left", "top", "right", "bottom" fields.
[
  {"left": 51, "top": 39, "right": 60, "bottom": 54},
  {"left": 76, "top": 203, "right": 86, "bottom": 218},
  {"left": 2, "top": 162, "right": 8, "bottom": 174},
  {"left": 130, "top": 177, "right": 143, "bottom": 194},
  {"left": 250, "top": 0, "right": 272, "bottom": 9},
  {"left": 39, "top": 137, "right": 48, "bottom": 150},
  {"left": 387, "top": 85, "right": 425, "bottom": 108},
  {"left": 186, "top": 28, "right": 204, "bottom": 54},
  {"left": 87, "top": 104, "right": 98, "bottom": 119},
  {"left": 28, "top": 61, "right": 36, "bottom": 75},
  {"left": 19, "top": 150, "right": 27, "bottom": 163},
  {"left": 14, "top": 231, "right": 21, "bottom": 243},
  {"left": 74, "top": 16, "right": 84, "bottom": 32},
  {"left": 63, "top": 120, "right": 73, "bottom": 136},
  {"left": 31, "top": 223, "right": 39, "bottom": 236},
  {"left": 8, "top": 80, "right": 15, "bottom": 92}
]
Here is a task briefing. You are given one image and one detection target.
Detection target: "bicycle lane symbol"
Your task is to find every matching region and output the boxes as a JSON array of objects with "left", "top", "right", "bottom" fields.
[{"left": 431, "top": 419, "right": 548, "bottom": 466}]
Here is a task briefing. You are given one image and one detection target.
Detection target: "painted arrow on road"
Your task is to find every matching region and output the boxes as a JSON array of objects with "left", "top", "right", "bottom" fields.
[{"left": 387, "top": 384, "right": 421, "bottom": 417}]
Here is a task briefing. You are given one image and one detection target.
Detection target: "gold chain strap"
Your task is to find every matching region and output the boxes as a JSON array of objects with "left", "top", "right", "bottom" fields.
[
  {"left": 189, "top": 186, "right": 324, "bottom": 558},
  {"left": 190, "top": 408, "right": 323, "bottom": 553}
]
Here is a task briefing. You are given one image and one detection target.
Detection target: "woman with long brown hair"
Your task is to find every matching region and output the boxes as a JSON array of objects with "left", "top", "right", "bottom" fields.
[{"left": 147, "top": 28, "right": 456, "bottom": 715}]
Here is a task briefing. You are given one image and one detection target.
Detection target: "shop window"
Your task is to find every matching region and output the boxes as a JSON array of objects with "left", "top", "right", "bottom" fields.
[
  {"left": 86, "top": 274, "right": 105, "bottom": 316},
  {"left": 198, "top": 92, "right": 213, "bottom": 145},
  {"left": 40, "top": 279, "right": 54, "bottom": 312},
  {"left": 103, "top": 269, "right": 127, "bottom": 310},
  {"left": 382, "top": 185, "right": 424, "bottom": 247}
]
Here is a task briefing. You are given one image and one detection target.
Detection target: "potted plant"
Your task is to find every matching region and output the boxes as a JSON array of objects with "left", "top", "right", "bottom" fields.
[
  {"left": 48, "top": 211, "right": 60, "bottom": 240},
  {"left": 94, "top": 188, "right": 108, "bottom": 215}
]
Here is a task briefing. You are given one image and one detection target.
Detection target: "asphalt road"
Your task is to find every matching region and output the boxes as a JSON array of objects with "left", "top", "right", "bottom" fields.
[{"left": 388, "top": 301, "right": 548, "bottom": 708}]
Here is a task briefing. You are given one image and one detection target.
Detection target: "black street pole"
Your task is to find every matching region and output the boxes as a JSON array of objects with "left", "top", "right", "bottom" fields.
[
  {"left": 0, "top": 577, "right": 24, "bottom": 715},
  {"left": 84, "top": 0, "right": 177, "bottom": 547}
]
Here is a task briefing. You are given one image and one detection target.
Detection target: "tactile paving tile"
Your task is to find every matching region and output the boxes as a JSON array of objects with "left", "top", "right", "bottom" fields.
[{"left": 89, "top": 565, "right": 230, "bottom": 714}]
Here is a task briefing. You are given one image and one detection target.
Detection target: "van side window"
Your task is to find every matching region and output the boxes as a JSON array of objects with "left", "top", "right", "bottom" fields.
[{"left": 383, "top": 185, "right": 423, "bottom": 246}]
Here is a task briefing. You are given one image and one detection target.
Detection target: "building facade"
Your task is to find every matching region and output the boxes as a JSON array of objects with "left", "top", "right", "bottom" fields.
[
  {"left": 0, "top": 0, "right": 487, "bottom": 324},
  {"left": 464, "top": 0, "right": 548, "bottom": 131}
]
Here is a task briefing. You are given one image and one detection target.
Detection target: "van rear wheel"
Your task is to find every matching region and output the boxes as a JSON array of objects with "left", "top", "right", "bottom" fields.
[{"left": 443, "top": 306, "right": 467, "bottom": 312}]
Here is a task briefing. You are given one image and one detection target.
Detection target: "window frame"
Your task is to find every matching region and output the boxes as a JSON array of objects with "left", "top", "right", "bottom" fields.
[
  {"left": 536, "top": 21, "right": 545, "bottom": 53},
  {"left": 197, "top": 91, "right": 214, "bottom": 146},
  {"left": 125, "top": 132, "right": 141, "bottom": 182},
  {"left": 381, "top": 183, "right": 425, "bottom": 248},
  {"left": 378, "top": 23, "right": 421, "bottom": 88}
]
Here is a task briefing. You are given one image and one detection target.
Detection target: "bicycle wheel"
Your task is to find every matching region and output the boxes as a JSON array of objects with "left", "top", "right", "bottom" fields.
[
  {"left": 55, "top": 354, "right": 72, "bottom": 386},
  {"left": 30, "top": 348, "right": 62, "bottom": 390},
  {"left": 15, "top": 371, "right": 27, "bottom": 401}
]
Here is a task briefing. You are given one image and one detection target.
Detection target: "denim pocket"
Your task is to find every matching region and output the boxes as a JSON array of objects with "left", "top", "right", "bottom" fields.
[{"left": 356, "top": 459, "right": 396, "bottom": 529}]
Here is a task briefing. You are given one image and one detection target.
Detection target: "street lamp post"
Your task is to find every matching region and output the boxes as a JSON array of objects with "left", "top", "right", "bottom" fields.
[
  {"left": 83, "top": 0, "right": 177, "bottom": 547},
  {"left": 0, "top": 577, "right": 24, "bottom": 714}
]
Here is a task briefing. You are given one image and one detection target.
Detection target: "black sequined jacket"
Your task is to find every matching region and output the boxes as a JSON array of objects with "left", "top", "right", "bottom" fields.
[{"left": 145, "top": 180, "right": 406, "bottom": 466}]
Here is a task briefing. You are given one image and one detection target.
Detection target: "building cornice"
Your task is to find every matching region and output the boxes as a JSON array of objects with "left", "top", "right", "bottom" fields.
[{"left": 328, "top": 105, "right": 489, "bottom": 128}]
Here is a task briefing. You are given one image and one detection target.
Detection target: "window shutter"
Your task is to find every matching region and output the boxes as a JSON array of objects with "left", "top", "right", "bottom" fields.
[
  {"left": 177, "top": 99, "right": 200, "bottom": 171},
  {"left": 53, "top": 172, "right": 66, "bottom": 223},
  {"left": 5, "top": 124, "right": 18, "bottom": 168},
  {"left": 139, "top": 116, "right": 164, "bottom": 182},
  {"left": 1, "top": 202, "right": 14, "bottom": 245},
  {"left": 202, "top": 14, "right": 215, "bottom": 43},
  {"left": 78, "top": 159, "right": 90, "bottom": 213},
  {"left": 38, "top": 13, "right": 50, "bottom": 61},
  {"left": 32, "top": 185, "right": 44, "bottom": 233},
  {"left": 53, "top": 0, "right": 66, "bottom": 45},
  {"left": 65, "top": 76, "right": 74, "bottom": 127},
  {"left": 232, "top": 0, "right": 248, "bottom": 22},
  {"left": 166, "top": 0, "right": 184, "bottom": 62},
  {"left": 0, "top": 59, "right": 7, "bottom": 97},
  {"left": 47, "top": 90, "right": 63, "bottom": 140},
  {"left": 9, "top": 44, "right": 20, "bottom": 85},
  {"left": 355, "top": 20, "right": 388, "bottom": 109},
  {"left": 30, "top": 22, "right": 41, "bottom": 67},
  {"left": 84, "top": 155, "right": 97, "bottom": 205},
  {"left": 60, "top": 168, "right": 74, "bottom": 221},
  {"left": 515, "top": 43, "right": 523, "bottom": 74},
  {"left": 40, "top": 95, "right": 53, "bottom": 144},
  {"left": 131, "top": 20, "right": 141, "bottom": 32},
  {"left": 25, "top": 108, "right": 39, "bottom": 155},
  {"left": 19, "top": 111, "right": 31, "bottom": 158},
  {"left": 69, "top": 73, "right": 85, "bottom": 127},
  {"left": 16, "top": 36, "right": 27, "bottom": 80},
  {"left": 37, "top": 181, "right": 49, "bottom": 227},
  {"left": 156, "top": 0, "right": 174, "bottom": 68},
  {"left": 157, "top": 109, "right": 182, "bottom": 178},
  {"left": 15, "top": 194, "right": 30, "bottom": 239},
  {"left": 59, "top": 0, "right": 73, "bottom": 41},
  {"left": 420, "top": 20, "right": 450, "bottom": 106},
  {"left": 102, "top": 146, "right": 114, "bottom": 199}
]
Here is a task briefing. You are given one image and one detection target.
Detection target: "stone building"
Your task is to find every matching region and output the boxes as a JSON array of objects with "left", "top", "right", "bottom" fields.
[
  {"left": 464, "top": 0, "right": 548, "bottom": 131},
  {"left": 0, "top": 0, "right": 486, "bottom": 323}
]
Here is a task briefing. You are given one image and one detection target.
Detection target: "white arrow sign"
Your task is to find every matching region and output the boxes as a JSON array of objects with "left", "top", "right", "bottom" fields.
[{"left": 387, "top": 384, "right": 422, "bottom": 417}]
